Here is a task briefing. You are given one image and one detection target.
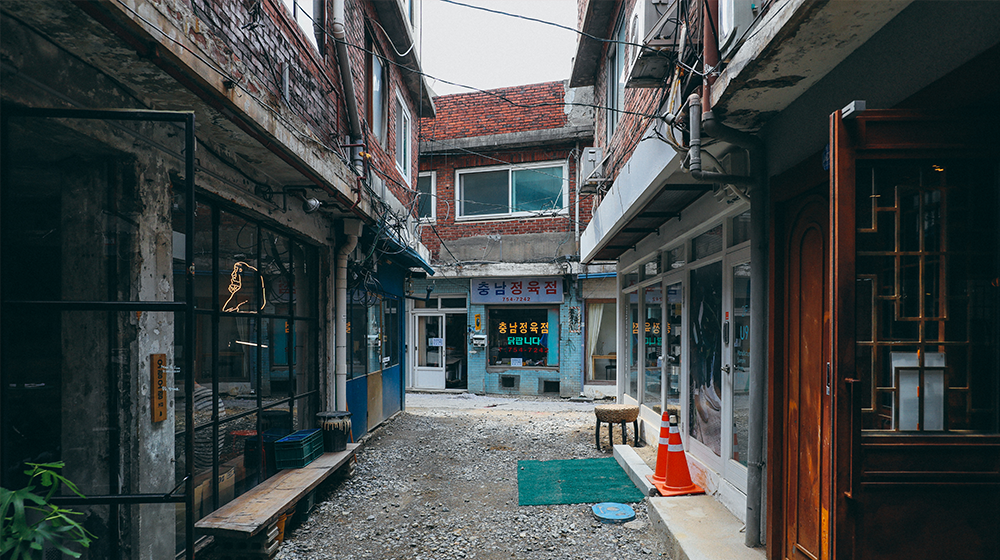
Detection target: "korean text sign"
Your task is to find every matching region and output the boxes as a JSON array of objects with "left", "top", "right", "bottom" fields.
[{"left": 470, "top": 277, "right": 563, "bottom": 304}]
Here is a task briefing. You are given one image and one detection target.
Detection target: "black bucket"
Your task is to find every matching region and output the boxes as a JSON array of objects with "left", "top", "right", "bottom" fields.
[{"left": 316, "top": 411, "right": 352, "bottom": 452}]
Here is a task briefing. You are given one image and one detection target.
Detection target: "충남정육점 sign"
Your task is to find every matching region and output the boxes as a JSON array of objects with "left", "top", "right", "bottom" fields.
[{"left": 471, "top": 278, "right": 564, "bottom": 304}]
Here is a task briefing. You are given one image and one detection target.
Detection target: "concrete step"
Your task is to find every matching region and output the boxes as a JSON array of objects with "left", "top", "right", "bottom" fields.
[{"left": 613, "top": 445, "right": 765, "bottom": 560}]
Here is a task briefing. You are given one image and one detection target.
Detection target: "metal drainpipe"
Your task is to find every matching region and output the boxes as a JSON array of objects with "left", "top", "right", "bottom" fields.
[
  {"left": 336, "top": 222, "right": 361, "bottom": 410},
  {"left": 333, "top": 0, "right": 363, "bottom": 167},
  {"left": 688, "top": 92, "right": 768, "bottom": 548}
]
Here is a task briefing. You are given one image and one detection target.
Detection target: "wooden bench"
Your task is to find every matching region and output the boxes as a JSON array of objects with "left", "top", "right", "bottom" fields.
[{"left": 195, "top": 444, "right": 359, "bottom": 558}]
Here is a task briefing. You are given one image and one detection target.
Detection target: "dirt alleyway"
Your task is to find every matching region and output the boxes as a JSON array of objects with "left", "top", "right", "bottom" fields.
[{"left": 275, "top": 393, "right": 670, "bottom": 560}]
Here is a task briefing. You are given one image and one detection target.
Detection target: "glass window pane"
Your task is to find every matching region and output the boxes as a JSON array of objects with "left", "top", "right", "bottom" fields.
[
  {"left": 293, "top": 320, "right": 317, "bottom": 397},
  {"left": 643, "top": 287, "right": 663, "bottom": 413},
  {"left": 665, "top": 283, "right": 682, "bottom": 407},
  {"left": 666, "top": 246, "right": 686, "bottom": 270},
  {"left": 461, "top": 170, "right": 508, "bottom": 216},
  {"left": 643, "top": 257, "right": 660, "bottom": 279},
  {"left": 382, "top": 299, "right": 400, "bottom": 369},
  {"left": 417, "top": 174, "right": 433, "bottom": 219},
  {"left": 261, "top": 231, "right": 293, "bottom": 317},
  {"left": 219, "top": 211, "right": 261, "bottom": 313},
  {"left": 587, "top": 302, "right": 617, "bottom": 382},
  {"left": 628, "top": 297, "right": 639, "bottom": 399},
  {"left": 440, "top": 297, "right": 466, "bottom": 309},
  {"left": 488, "top": 308, "right": 554, "bottom": 367},
  {"left": 692, "top": 224, "right": 723, "bottom": 261},
  {"left": 689, "top": 262, "right": 722, "bottom": 456},
  {"left": 858, "top": 159, "right": 998, "bottom": 433},
  {"left": 732, "top": 264, "right": 751, "bottom": 466},
  {"left": 513, "top": 166, "right": 563, "bottom": 212},
  {"left": 367, "top": 299, "right": 382, "bottom": 374},
  {"left": 418, "top": 315, "right": 442, "bottom": 367},
  {"left": 372, "top": 55, "right": 385, "bottom": 142},
  {"left": 732, "top": 211, "right": 751, "bottom": 245},
  {"left": 349, "top": 300, "right": 366, "bottom": 377}
]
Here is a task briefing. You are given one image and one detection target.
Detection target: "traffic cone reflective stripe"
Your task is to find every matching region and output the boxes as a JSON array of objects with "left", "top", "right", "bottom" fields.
[{"left": 645, "top": 411, "right": 705, "bottom": 497}]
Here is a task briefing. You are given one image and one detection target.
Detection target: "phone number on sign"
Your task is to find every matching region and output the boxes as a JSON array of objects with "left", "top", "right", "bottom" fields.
[{"left": 501, "top": 296, "right": 533, "bottom": 302}]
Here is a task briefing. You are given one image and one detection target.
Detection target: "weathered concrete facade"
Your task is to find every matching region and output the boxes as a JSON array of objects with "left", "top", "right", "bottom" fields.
[{"left": 1, "top": 0, "right": 432, "bottom": 558}]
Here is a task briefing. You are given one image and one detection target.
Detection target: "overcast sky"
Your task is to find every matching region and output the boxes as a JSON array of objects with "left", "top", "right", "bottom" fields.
[{"left": 416, "top": 0, "right": 579, "bottom": 97}]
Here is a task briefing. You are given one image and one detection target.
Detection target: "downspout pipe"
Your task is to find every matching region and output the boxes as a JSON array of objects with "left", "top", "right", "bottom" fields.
[
  {"left": 333, "top": 0, "right": 363, "bottom": 168},
  {"left": 688, "top": 92, "right": 769, "bottom": 548},
  {"left": 336, "top": 220, "right": 362, "bottom": 410}
]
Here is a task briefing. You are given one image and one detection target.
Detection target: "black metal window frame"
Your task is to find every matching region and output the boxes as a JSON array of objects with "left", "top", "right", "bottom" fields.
[
  {"left": 183, "top": 196, "right": 321, "bottom": 517},
  {"left": 0, "top": 107, "right": 198, "bottom": 559}
]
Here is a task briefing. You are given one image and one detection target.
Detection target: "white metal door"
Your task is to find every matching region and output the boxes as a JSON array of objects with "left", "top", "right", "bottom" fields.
[
  {"left": 412, "top": 314, "right": 446, "bottom": 389},
  {"left": 722, "top": 248, "right": 751, "bottom": 491}
]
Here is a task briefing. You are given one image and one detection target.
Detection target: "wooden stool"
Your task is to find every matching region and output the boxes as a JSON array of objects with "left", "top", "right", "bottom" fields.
[{"left": 594, "top": 404, "right": 641, "bottom": 450}]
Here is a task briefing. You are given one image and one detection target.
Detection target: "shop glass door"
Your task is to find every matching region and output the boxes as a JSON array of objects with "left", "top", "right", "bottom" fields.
[
  {"left": 643, "top": 286, "right": 664, "bottom": 413},
  {"left": 664, "top": 281, "right": 683, "bottom": 410},
  {"left": 723, "top": 251, "right": 751, "bottom": 489},
  {"left": 413, "top": 314, "right": 445, "bottom": 389}
]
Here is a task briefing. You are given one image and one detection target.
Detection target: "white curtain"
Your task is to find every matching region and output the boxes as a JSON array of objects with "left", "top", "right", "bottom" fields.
[{"left": 586, "top": 303, "right": 604, "bottom": 375}]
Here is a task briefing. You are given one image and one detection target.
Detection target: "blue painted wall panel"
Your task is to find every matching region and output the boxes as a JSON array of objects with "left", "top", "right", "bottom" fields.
[{"left": 346, "top": 376, "right": 367, "bottom": 443}]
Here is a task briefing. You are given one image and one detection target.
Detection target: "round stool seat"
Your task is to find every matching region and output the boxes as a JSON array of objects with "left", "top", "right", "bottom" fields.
[
  {"left": 594, "top": 404, "right": 641, "bottom": 450},
  {"left": 594, "top": 404, "right": 639, "bottom": 423}
]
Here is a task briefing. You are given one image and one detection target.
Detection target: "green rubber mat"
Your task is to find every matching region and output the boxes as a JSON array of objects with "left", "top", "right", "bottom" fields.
[{"left": 517, "top": 457, "right": 646, "bottom": 506}]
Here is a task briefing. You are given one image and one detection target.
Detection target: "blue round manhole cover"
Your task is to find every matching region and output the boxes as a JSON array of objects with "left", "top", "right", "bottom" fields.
[{"left": 591, "top": 502, "right": 636, "bottom": 524}]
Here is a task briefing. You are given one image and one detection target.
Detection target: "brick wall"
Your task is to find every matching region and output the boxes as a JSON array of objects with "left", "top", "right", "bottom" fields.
[
  {"left": 417, "top": 81, "right": 595, "bottom": 264},
  {"left": 180, "top": 0, "right": 418, "bottom": 208},
  {"left": 420, "top": 81, "right": 569, "bottom": 141}
]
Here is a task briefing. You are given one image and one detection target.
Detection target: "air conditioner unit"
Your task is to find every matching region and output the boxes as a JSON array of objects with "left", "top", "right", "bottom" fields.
[
  {"left": 719, "top": 0, "right": 759, "bottom": 62},
  {"left": 625, "top": 0, "right": 681, "bottom": 88},
  {"left": 580, "top": 147, "right": 605, "bottom": 194}
]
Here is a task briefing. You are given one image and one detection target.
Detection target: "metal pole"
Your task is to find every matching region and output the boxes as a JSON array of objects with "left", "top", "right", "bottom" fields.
[{"left": 184, "top": 112, "right": 196, "bottom": 560}]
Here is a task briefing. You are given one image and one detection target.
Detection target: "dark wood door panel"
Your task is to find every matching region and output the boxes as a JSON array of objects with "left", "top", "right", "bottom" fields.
[
  {"left": 783, "top": 198, "right": 830, "bottom": 560},
  {"left": 857, "top": 485, "right": 1000, "bottom": 560}
]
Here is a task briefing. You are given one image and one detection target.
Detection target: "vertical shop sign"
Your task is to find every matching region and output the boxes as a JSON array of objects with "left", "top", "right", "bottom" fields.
[{"left": 151, "top": 353, "right": 167, "bottom": 423}]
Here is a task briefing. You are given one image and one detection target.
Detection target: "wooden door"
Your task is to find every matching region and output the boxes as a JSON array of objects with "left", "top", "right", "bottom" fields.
[{"left": 779, "top": 193, "right": 831, "bottom": 560}]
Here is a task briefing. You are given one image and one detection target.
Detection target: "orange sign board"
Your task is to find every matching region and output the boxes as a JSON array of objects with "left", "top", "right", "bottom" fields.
[{"left": 151, "top": 354, "right": 167, "bottom": 423}]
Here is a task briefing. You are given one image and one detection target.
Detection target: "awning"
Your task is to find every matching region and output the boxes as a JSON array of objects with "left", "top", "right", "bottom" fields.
[{"left": 378, "top": 231, "right": 435, "bottom": 276}]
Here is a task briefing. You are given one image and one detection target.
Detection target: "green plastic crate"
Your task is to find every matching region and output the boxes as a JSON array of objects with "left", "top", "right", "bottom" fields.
[{"left": 274, "top": 429, "right": 324, "bottom": 469}]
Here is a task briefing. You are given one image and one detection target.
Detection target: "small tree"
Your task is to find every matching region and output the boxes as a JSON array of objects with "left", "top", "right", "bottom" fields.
[{"left": 1, "top": 462, "right": 96, "bottom": 559}]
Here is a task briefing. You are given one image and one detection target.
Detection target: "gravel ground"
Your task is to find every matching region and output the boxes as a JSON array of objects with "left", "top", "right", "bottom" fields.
[{"left": 274, "top": 392, "right": 670, "bottom": 560}]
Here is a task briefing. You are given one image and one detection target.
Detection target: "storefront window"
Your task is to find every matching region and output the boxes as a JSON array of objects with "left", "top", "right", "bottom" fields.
[
  {"left": 689, "top": 262, "right": 722, "bottom": 456},
  {"left": 731, "top": 211, "right": 751, "bottom": 245},
  {"left": 643, "top": 286, "right": 663, "bottom": 412},
  {"left": 586, "top": 302, "right": 617, "bottom": 383},
  {"left": 487, "top": 308, "right": 558, "bottom": 367},
  {"left": 367, "top": 298, "right": 382, "bottom": 374},
  {"left": 628, "top": 300, "right": 639, "bottom": 398},
  {"left": 348, "top": 298, "right": 367, "bottom": 377},
  {"left": 666, "top": 246, "right": 685, "bottom": 270},
  {"left": 855, "top": 160, "right": 998, "bottom": 432},
  {"left": 171, "top": 198, "right": 320, "bottom": 541},
  {"left": 664, "top": 283, "right": 682, "bottom": 406},
  {"left": 692, "top": 224, "right": 723, "bottom": 261},
  {"left": 732, "top": 264, "right": 751, "bottom": 465},
  {"left": 382, "top": 298, "right": 400, "bottom": 369}
]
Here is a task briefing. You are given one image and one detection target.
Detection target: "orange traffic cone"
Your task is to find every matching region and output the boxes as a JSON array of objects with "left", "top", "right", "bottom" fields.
[{"left": 645, "top": 411, "right": 705, "bottom": 497}]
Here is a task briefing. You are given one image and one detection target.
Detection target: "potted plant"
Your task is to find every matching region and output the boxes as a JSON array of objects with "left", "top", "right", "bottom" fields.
[{"left": 1, "top": 461, "right": 95, "bottom": 559}]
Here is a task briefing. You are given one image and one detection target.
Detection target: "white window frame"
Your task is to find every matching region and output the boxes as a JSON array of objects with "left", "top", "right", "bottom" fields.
[
  {"left": 370, "top": 49, "right": 388, "bottom": 145},
  {"left": 417, "top": 171, "right": 436, "bottom": 222},
  {"left": 455, "top": 160, "right": 569, "bottom": 221},
  {"left": 606, "top": 9, "right": 627, "bottom": 143},
  {"left": 395, "top": 92, "right": 412, "bottom": 183},
  {"left": 281, "top": 0, "right": 319, "bottom": 50}
]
